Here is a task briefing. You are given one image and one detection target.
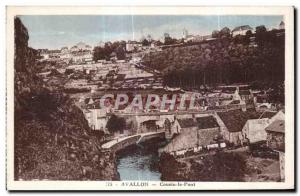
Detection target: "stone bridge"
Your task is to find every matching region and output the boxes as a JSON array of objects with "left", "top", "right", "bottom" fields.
[
  {"left": 103, "top": 104, "right": 251, "bottom": 136},
  {"left": 110, "top": 110, "right": 216, "bottom": 134},
  {"left": 101, "top": 131, "right": 165, "bottom": 153}
]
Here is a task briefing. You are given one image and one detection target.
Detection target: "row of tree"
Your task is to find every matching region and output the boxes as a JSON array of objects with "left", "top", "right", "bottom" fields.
[
  {"left": 143, "top": 29, "right": 285, "bottom": 96},
  {"left": 93, "top": 41, "right": 126, "bottom": 61},
  {"left": 106, "top": 114, "right": 126, "bottom": 134},
  {"left": 93, "top": 24, "right": 277, "bottom": 61}
]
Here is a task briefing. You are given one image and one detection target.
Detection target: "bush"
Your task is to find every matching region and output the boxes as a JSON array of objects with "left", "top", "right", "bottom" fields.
[{"left": 106, "top": 114, "right": 126, "bottom": 134}]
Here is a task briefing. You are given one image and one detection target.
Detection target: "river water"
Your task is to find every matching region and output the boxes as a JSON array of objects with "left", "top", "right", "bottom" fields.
[{"left": 116, "top": 141, "right": 164, "bottom": 181}]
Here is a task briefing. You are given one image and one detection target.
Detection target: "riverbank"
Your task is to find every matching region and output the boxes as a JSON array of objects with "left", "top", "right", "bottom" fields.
[{"left": 159, "top": 150, "right": 280, "bottom": 181}]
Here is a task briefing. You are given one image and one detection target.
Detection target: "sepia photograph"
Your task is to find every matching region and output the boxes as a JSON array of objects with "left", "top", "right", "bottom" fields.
[{"left": 6, "top": 6, "right": 294, "bottom": 190}]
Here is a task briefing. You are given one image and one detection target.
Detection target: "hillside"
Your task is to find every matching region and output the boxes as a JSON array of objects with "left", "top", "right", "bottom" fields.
[
  {"left": 142, "top": 32, "right": 285, "bottom": 88},
  {"left": 14, "top": 17, "right": 118, "bottom": 180},
  {"left": 159, "top": 151, "right": 280, "bottom": 182}
]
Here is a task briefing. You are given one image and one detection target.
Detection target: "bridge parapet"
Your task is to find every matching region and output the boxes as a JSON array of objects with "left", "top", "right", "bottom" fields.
[{"left": 101, "top": 131, "right": 166, "bottom": 153}]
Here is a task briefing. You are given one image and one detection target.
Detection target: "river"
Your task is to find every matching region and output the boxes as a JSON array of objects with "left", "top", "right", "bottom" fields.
[{"left": 116, "top": 139, "right": 165, "bottom": 181}]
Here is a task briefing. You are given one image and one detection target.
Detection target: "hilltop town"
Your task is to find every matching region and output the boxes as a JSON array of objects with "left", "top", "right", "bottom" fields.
[{"left": 15, "top": 17, "right": 286, "bottom": 182}]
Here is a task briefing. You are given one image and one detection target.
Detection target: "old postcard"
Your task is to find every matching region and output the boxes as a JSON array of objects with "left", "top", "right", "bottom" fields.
[{"left": 6, "top": 6, "right": 294, "bottom": 190}]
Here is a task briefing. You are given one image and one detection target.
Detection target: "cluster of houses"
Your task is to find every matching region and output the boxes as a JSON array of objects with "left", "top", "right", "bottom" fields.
[
  {"left": 80, "top": 87, "right": 285, "bottom": 181},
  {"left": 39, "top": 42, "right": 94, "bottom": 64},
  {"left": 77, "top": 82, "right": 279, "bottom": 136},
  {"left": 37, "top": 20, "right": 285, "bottom": 65},
  {"left": 159, "top": 109, "right": 284, "bottom": 152},
  {"left": 36, "top": 59, "right": 164, "bottom": 93},
  {"left": 182, "top": 28, "right": 215, "bottom": 43},
  {"left": 38, "top": 39, "right": 162, "bottom": 65},
  {"left": 38, "top": 57, "right": 280, "bottom": 140},
  {"left": 125, "top": 40, "right": 162, "bottom": 53},
  {"left": 61, "top": 60, "right": 164, "bottom": 92},
  {"left": 159, "top": 108, "right": 285, "bottom": 180},
  {"left": 181, "top": 21, "right": 285, "bottom": 43}
]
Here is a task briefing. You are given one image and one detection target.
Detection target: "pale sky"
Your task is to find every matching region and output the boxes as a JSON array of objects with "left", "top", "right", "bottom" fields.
[{"left": 19, "top": 15, "right": 283, "bottom": 49}]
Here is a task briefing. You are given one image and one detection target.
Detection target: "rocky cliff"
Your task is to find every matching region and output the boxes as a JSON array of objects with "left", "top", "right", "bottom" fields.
[{"left": 14, "top": 17, "right": 119, "bottom": 180}]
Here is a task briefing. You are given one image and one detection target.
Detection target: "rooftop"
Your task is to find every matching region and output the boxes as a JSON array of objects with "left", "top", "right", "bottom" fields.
[
  {"left": 177, "top": 116, "right": 219, "bottom": 129},
  {"left": 259, "top": 111, "right": 277, "bottom": 119},
  {"left": 177, "top": 118, "right": 197, "bottom": 128},
  {"left": 217, "top": 109, "right": 261, "bottom": 132},
  {"left": 265, "top": 120, "right": 285, "bottom": 133},
  {"left": 196, "top": 116, "right": 219, "bottom": 129},
  {"left": 239, "top": 90, "right": 251, "bottom": 95},
  {"left": 232, "top": 25, "right": 253, "bottom": 32}
]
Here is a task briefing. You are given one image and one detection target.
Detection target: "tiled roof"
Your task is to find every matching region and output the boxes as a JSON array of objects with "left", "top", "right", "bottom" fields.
[
  {"left": 217, "top": 109, "right": 261, "bottom": 132},
  {"left": 177, "top": 118, "right": 197, "bottom": 128},
  {"left": 196, "top": 116, "right": 219, "bottom": 129},
  {"left": 239, "top": 90, "right": 251, "bottom": 95},
  {"left": 260, "top": 111, "right": 277, "bottom": 119},
  {"left": 163, "top": 125, "right": 220, "bottom": 152},
  {"left": 265, "top": 120, "right": 285, "bottom": 133},
  {"left": 230, "top": 100, "right": 240, "bottom": 105},
  {"left": 177, "top": 116, "right": 220, "bottom": 130}
]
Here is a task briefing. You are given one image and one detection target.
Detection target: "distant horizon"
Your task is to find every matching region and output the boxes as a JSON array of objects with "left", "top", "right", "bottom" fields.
[{"left": 19, "top": 15, "right": 283, "bottom": 50}]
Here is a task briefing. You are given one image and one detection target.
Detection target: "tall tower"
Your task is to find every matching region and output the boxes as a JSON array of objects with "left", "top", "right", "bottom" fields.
[
  {"left": 140, "top": 29, "right": 145, "bottom": 41},
  {"left": 279, "top": 21, "right": 285, "bottom": 30},
  {"left": 146, "top": 34, "right": 152, "bottom": 42},
  {"left": 182, "top": 28, "right": 188, "bottom": 39}
]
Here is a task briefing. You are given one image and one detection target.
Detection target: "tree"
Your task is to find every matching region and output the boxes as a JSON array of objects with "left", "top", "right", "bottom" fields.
[
  {"left": 233, "top": 34, "right": 244, "bottom": 44},
  {"left": 155, "top": 40, "right": 163, "bottom": 46},
  {"left": 220, "top": 27, "right": 231, "bottom": 38},
  {"left": 115, "top": 45, "right": 126, "bottom": 60},
  {"left": 93, "top": 46, "right": 106, "bottom": 61},
  {"left": 142, "top": 38, "right": 150, "bottom": 46},
  {"left": 142, "top": 29, "right": 285, "bottom": 87},
  {"left": 211, "top": 30, "right": 220, "bottom": 38},
  {"left": 245, "top": 30, "right": 253, "bottom": 37},
  {"left": 106, "top": 114, "right": 126, "bottom": 134},
  {"left": 255, "top": 25, "right": 267, "bottom": 34},
  {"left": 255, "top": 25, "right": 267, "bottom": 47},
  {"left": 212, "top": 30, "right": 220, "bottom": 38},
  {"left": 164, "top": 36, "right": 176, "bottom": 45},
  {"left": 93, "top": 40, "right": 128, "bottom": 61}
]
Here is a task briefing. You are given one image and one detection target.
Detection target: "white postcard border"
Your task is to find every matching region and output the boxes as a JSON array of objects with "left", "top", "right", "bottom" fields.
[{"left": 6, "top": 6, "right": 294, "bottom": 190}]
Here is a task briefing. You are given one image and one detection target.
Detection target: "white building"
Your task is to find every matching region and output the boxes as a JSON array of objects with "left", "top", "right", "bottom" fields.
[
  {"left": 126, "top": 41, "right": 142, "bottom": 52},
  {"left": 40, "top": 52, "right": 49, "bottom": 60},
  {"left": 70, "top": 42, "right": 93, "bottom": 52},
  {"left": 242, "top": 118, "right": 270, "bottom": 144},
  {"left": 61, "top": 46, "right": 69, "bottom": 53},
  {"left": 232, "top": 25, "right": 253, "bottom": 37},
  {"left": 71, "top": 51, "right": 93, "bottom": 63},
  {"left": 83, "top": 108, "right": 108, "bottom": 131}
]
